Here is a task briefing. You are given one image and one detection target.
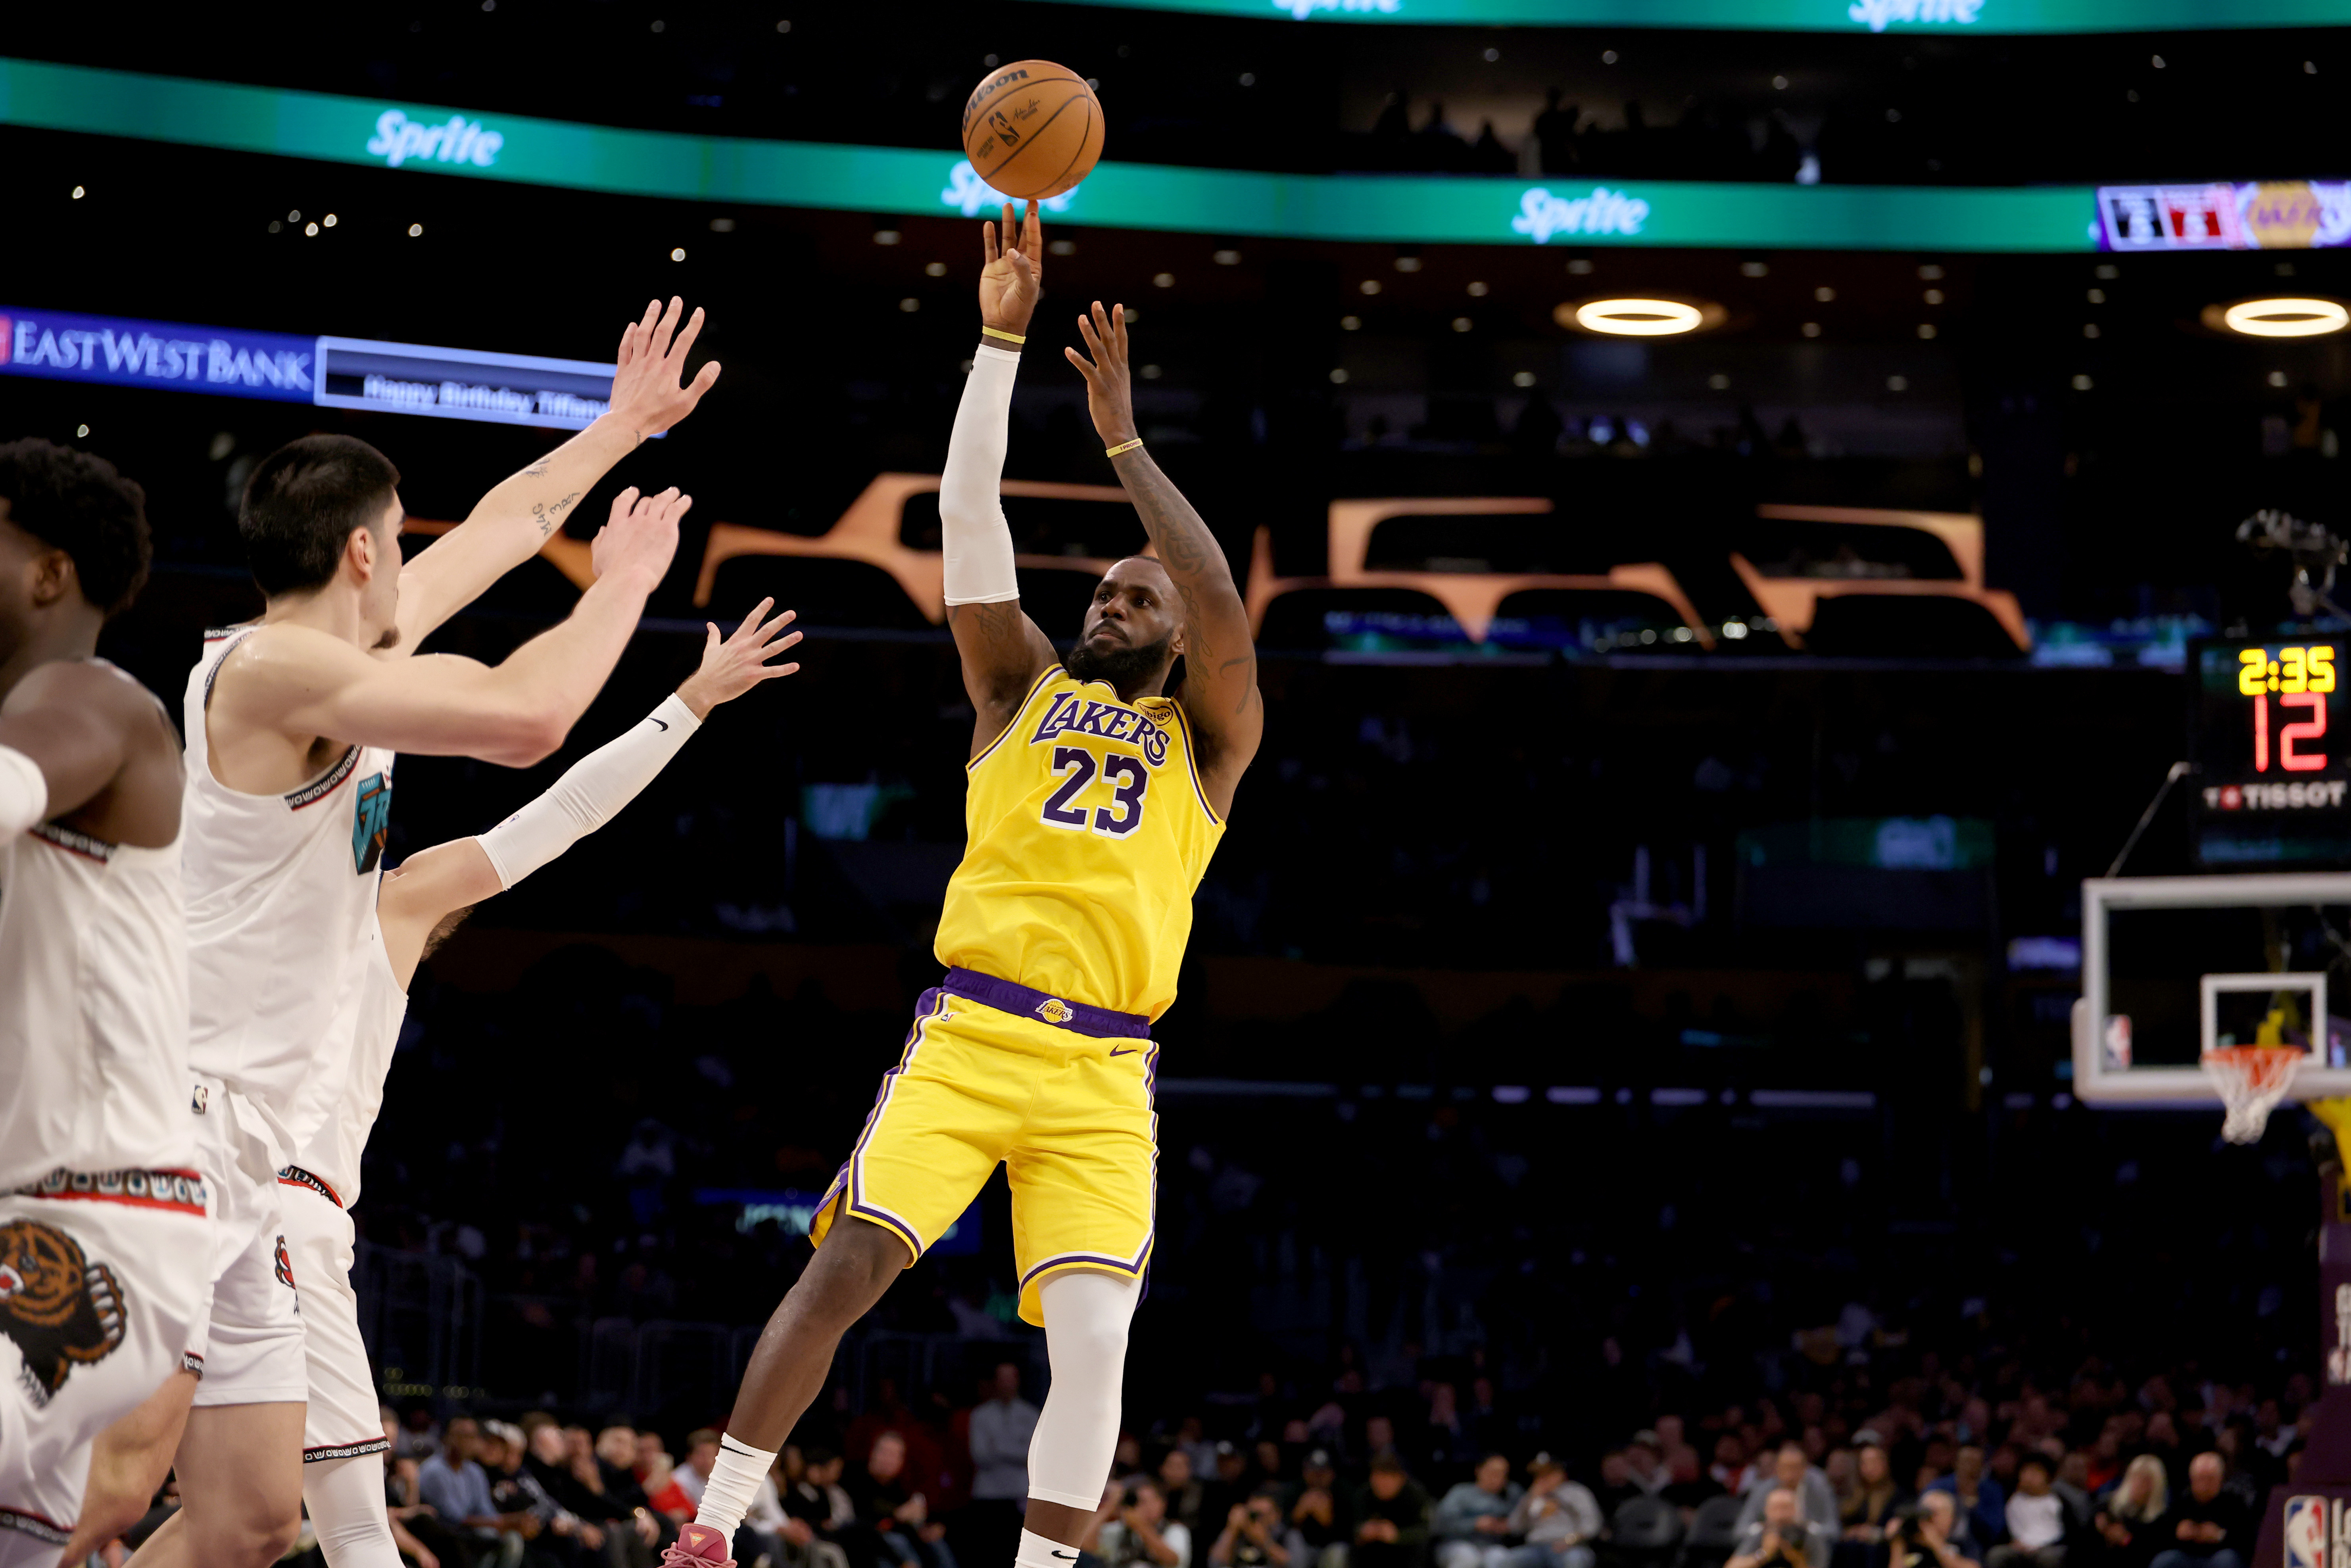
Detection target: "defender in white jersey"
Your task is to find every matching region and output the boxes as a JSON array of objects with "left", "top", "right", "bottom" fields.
[
  {"left": 127, "top": 298, "right": 722, "bottom": 1568},
  {"left": 277, "top": 602, "right": 799, "bottom": 1568},
  {"left": 0, "top": 442, "right": 207, "bottom": 1567}
]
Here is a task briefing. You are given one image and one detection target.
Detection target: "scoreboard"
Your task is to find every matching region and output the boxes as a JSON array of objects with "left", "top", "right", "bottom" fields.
[{"left": 2193, "top": 637, "right": 2351, "bottom": 865}]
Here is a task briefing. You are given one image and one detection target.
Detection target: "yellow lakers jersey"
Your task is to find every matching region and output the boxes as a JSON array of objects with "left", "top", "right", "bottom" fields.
[{"left": 935, "top": 666, "right": 1226, "bottom": 1021}]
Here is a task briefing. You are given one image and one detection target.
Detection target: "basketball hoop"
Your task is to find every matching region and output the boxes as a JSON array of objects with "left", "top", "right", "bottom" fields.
[{"left": 2203, "top": 1045, "right": 2305, "bottom": 1143}]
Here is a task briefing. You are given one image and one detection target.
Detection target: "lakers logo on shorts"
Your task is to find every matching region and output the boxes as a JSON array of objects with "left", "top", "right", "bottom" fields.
[
  {"left": 1036, "top": 996, "right": 1077, "bottom": 1026},
  {"left": 0, "top": 1219, "right": 127, "bottom": 1405}
]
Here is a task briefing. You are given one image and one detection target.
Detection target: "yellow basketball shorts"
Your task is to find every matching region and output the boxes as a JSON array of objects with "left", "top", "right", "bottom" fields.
[{"left": 812, "top": 979, "right": 1158, "bottom": 1326}]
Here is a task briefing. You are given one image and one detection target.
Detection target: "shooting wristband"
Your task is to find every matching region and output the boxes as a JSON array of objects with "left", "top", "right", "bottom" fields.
[
  {"left": 981, "top": 327, "right": 1027, "bottom": 345},
  {"left": 1105, "top": 438, "right": 1144, "bottom": 459}
]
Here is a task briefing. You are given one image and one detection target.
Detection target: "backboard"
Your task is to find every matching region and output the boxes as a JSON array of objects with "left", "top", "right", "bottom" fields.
[{"left": 2072, "top": 873, "right": 2351, "bottom": 1107}]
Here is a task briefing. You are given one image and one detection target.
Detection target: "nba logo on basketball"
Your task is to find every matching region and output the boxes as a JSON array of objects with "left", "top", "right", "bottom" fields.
[{"left": 2285, "top": 1496, "right": 2328, "bottom": 1568}]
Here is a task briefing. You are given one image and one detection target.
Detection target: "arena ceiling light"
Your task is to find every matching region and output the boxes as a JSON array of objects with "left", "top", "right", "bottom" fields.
[
  {"left": 2208, "top": 297, "right": 2351, "bottom": 338},
  {"left": 1557, "top": 297, "right": 1724, "bottom": 337}
]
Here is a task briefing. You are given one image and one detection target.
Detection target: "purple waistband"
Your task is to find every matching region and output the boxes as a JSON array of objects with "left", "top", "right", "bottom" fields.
[{"left": 943, "top": 968, "right": 1152, "bottom": 1040}]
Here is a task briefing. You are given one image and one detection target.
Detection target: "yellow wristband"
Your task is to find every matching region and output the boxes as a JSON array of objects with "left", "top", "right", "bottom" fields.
[
  {"left": 981, "top": 326, "right": 1026, "bottom": 345},
  {"left": 1105, "top": 438, "right": 1144, "bottom": 458}
]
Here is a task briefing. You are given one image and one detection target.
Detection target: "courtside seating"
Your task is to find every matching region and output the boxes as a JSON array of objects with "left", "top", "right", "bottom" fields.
[
  {"left": 1607, "top": 1495, "right": 1687, "bottom": 1568},
  {"left": 1678, "top": 1495, "right": 1747, "bottom": 1568}
]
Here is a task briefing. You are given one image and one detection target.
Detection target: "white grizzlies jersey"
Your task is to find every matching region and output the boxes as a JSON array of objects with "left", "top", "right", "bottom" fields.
[
  {"left": 182, "top": 627, "right": 394, "bottom": 1155},
  {"left": 0, "top": 662, "right": 194, "bottom": 1190},
  {"left": 283, "top": 914, "right": 407, "bottom": 1209}
]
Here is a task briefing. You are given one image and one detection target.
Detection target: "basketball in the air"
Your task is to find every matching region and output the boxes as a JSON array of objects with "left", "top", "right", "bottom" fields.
[{"left": 960, "top": 60, "right": 1105, "bottom": 201}]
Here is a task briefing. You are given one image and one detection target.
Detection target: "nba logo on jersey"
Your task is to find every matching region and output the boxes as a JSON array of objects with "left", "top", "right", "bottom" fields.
[
  {"left": 351, "top": 772, "right": 392, "bottom": 874},
  {"left": 2285, "top": 1496, "right": 2328, "bottom": 1568}
]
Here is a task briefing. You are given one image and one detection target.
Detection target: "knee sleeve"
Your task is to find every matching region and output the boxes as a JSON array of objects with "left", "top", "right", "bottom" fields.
[
  {"left": 304, "top": 1453, "right": 407, "bottom": 1568},
  {"left": 1028, "top": 1271, "right": 1140, "bottom": 1509}
]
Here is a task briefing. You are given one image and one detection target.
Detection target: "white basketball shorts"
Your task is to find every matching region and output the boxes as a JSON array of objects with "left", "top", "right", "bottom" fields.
[
  {"left": 277, "top": 1173, "right": 386, "bottom": 1461},
  {"left": 0, "top": 1167, "right": 209, "bottom": 1561},
  {"left": 186, "top": 1077, "right": 305, "bottom": 1409}
]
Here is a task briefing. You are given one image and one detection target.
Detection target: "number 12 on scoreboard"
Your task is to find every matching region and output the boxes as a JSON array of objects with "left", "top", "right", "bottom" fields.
[{"left": 2240, "top": 645, "right": 2338, "bottom": 773}]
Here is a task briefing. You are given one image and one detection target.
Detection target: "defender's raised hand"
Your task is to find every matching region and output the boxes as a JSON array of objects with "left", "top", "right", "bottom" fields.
[
  {"left": 1065, "top": 300, "right": 1137, "bottom": 447},
  {"left": 609, "top": 296, "right": 722, "bottom": 442},
  {"left": 678, "top": 598, "right": 804, "bottom": 718},
  {"left": 590, "top": 485, "right": 690, "bottom": 588},
  {"left": 979, "top": 200, "right": 1045, "bottom": 339}
]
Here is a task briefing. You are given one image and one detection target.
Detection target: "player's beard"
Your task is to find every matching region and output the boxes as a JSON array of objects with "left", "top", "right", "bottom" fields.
[{"left": 1065, "top": 627, "right": 1174, "bottom": 691}]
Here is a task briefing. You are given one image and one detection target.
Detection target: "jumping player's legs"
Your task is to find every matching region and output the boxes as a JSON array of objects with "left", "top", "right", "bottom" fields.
[
  {"left": 306, "top": 1454, "right": 406, "bottom": 1568},
  {"left": 1004, "top": 1036, "right": 1157, "bottom": 1553},
  {"left": 1023, "top": 1271, "right": 1143, "bottom": 1544},
  {"left": 284, "top": 1184, "right": 399, "bottom": 1567},
  {"left": 692, "top": 992, "right": 1021, "bottom": 1550},
  {"left": 127, "top": 1402, "right": 305, "bottom": 1568},
  {"left": 54, "top": 1370, "right": 199, "bottom": 1567},
  {"left": 131, "top": 1091, "right": 307, "bottom": 1568}
]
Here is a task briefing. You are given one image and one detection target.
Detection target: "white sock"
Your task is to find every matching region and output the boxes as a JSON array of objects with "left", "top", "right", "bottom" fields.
[
  {"left": 1020, "top": 1528, "right": 1085, "bottom": 1568},
  {"left": 697, "top": 1434, "right": 776, "bottom": 1539}
]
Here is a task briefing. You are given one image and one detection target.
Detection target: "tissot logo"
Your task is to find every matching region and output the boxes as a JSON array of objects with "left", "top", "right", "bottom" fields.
[
  {"left": 1848, "top": 0, "right": 1984, "bottom": 31},
  {"left": 366, "top": 108, "right": 505, "bottom": 170}
]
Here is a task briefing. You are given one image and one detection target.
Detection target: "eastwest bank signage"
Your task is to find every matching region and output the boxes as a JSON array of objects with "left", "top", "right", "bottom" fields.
[{"left": 0, "top": 307, "right": 618, "bottom": 431}]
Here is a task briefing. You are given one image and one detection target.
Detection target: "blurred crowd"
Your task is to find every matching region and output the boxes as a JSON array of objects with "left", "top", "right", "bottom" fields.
[{"left": 96, "top": 1340, "right": 2303, "bottom": 1568}]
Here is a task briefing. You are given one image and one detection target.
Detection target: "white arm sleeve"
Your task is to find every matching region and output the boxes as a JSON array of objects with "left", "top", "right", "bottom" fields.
[
  {"left": 941, "top": 342, "right": 1023, "bottom": 606},
  {"left": 0, "top": 745, "right": 46, "bottom": 848},
  {"left": 474, "top": 693, "right": 699, "bottom": 889}
]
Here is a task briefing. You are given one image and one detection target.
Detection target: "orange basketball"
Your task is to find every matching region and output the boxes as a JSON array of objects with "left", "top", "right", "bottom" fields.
[{"left": 960, "top": 60, "right": 1105, "bottom": 201}]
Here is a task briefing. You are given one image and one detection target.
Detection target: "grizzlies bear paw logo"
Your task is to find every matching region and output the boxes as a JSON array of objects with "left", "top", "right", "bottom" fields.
[{"left": 0, "top": 1219, "right": 127, "bottom": 1405}]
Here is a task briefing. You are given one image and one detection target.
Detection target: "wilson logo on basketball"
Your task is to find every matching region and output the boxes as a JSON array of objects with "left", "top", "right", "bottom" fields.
[{"left": 0, "top": 1219, "right": 128, "bottom": 1405}]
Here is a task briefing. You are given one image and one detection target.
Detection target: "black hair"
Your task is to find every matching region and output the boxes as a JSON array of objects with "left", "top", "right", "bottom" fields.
[
  {"left": 238, "top": 434, "right": 401, "bottom": 598},
  {"left": 0, "top": 438, "right": 151, "bottom": 616}
]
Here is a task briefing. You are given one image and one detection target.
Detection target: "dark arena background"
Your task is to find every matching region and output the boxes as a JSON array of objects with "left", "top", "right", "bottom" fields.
[{"left": 11, "top": 2, "right": 2351, "bottom": 1565}]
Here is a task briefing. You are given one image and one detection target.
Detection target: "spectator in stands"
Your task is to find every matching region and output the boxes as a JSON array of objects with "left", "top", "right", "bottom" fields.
[
  {"left": 419, "top": 1416, "right": 507, "bottom": 1566},
  {"left": 1742, "top": 1444, "right": 1840, "bottom": 1539},
  {"left": 783, "top": 1446, "right": 859, "bottom": 1568},
  {"left": 1593, "top": 1452, "right": 1643, "bottom": 1518},
  {"left": 1354, "top": 1454, "right": 1434, "bottom": 1568},
  {"left": 857, "top": 1430, "right": 959, "bottom": 1568},
  {"left": 1628, "top": 1434, "right": 1669, "bottom": 1496},
  {"left": 1434, "top": 1454, "right": 1522, "bottom": 1568},
  {"left": 1164, "top": 1448, "right": 1210, "bottom": 1539},
  {"left": 1729, "top": 1487, "right": 1832, "bottom": 1568},
  {"left": 2149, "top": 1455, "right": 2245, "bottom": 1568},
  {"left": 1211, "top": 1488, "right": 1308, "bottom": 1568},
  {"left": 1504, "top": 1455, "right": 1602, "bottom": 1568},
  {"left": 1099, "top": 1478, "right": 1195, "bottom": 1568},
  {"left": 1210, "top": 1443, "right": 1258, "bottom": 1527},
  {"left": 2095, "top": 1457, "right": 2170, "bottom": 1568},
  {"left": 969, "top": 1361, "right": 1039, "bottom": 1554},
  {"left": 1664, "top": 1446, "right": 1726, "bottom": 1513},
  {"left": 1842, "top": 1442, "right": 1909, "bottom": 1549},
  {"left": 1886, "top": 1495, "right": 1980, "bottom": 1568},
  {"left": 676, "top": 1430, "right": 721, "bottom": 1511},
  {"left": 647, "top": 1451, "right": 695, "bottom": 1525},
  {"left": 1715, "top": 1438, "right": 1758, "bottom": 1497},
  {"left": 1291, "top": 1450, "right": 1348, "bottom": 1567},
  {"left": 523, "top": 1419, "right": 655, "bottom": 1564},
  {"left": 481, "top": 1420, "right": 592, "bottom": 1563},
  {"left": 1988, "top": 1454, "right": 2069, "bottom": 1568},
  {"left": 1928, "top": 1447, "right": 2005, "bottom": 1554}
]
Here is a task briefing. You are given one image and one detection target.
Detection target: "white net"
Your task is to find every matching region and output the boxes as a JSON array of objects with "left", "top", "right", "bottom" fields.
[{"left": 2202, "top": 1046, "right": 2305, "bottom": 1144}]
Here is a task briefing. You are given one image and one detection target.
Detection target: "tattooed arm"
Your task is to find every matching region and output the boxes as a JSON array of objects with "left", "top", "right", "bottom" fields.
[
  {"left": 946, "top": 203, "right": 1059, "bottom": 756},
  {"left": 1067, "top": 300, "right": 1263, "bottom": 813},
  {"left": 390, "top": 296, "right": 722, "bottom": 654}
]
